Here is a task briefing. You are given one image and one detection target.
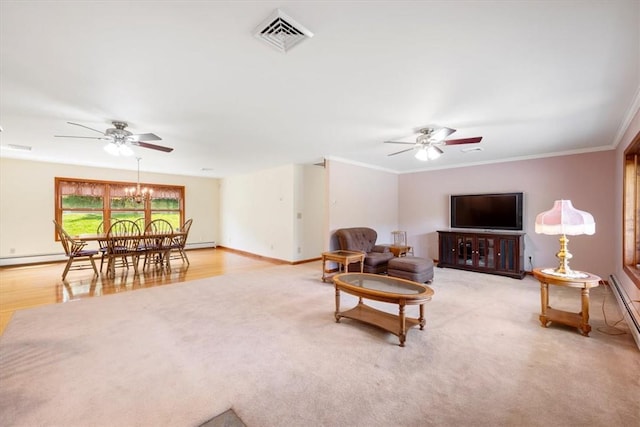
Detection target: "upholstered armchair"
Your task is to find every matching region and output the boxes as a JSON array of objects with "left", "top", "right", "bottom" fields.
[{"left": 335, "top": 227, "right": 394, "bottom": 274}]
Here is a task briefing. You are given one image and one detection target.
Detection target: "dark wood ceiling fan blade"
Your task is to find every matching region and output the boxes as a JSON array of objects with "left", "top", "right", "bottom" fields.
[
  {"left": 130, "top": 133, "right": 162, "bottom": 142},
  {"left": 67, "top": 121, "right": 106, "bottom": 135},
  {"left": 387, "top": 147, "right": 416, "bottom": 156},
  {"left": 132, "top": 141, "right": 174, "bottom": 152},
  {"left": 54, "top": 135, "right": 110, "bottom": 140},
  {"left": 443, "top": 136, "right": 483, "bottom": 145},
  {"left": 384, "top": 140, "right": 415, "bottom": 145}
]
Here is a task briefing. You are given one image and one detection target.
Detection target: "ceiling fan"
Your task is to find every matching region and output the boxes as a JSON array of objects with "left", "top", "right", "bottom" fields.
[
  {"left": 55, "top": 121, "right": 173, "bottom": 155},
  {"left": 385, "top": 127, "right": 482, "bottom": 161}
]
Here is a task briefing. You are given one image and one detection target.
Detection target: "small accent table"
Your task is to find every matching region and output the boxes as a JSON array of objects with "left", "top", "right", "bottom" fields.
[
  {"left": 533, "top": 268, "right": 601, "bottom": 336},
  {"left": 389, "top": 245, "right": 413, "bottom": 257},
  {"left": 321, "top": 250, "right": 365, "bottom": 282}
]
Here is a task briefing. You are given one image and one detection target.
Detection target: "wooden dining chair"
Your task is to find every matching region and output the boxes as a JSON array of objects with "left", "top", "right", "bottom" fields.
[
  {"left": 53, "top": 220, "right": 99, "bottom": 280},
  {"left": 134, "top": 217, "right": 146, "bottom": 232},
  {"left": 141, "top": 219, "right": 174, "bottom": 271},
  {"left": 105, "top": 219, "right": 141, "bottom": 278},
  {"left": 170, "top": 218, "right": 193, "bottom": 265},
  {"left": 96, "top": 220, "right": 110, "bottom": 272}
]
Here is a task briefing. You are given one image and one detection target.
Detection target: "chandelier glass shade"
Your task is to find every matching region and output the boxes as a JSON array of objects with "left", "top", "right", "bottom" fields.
[{"left": 125, "top": 157, "right": 153, "bottom": 204}]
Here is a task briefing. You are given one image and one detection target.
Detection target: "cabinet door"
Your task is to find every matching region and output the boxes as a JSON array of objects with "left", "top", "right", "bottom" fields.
[
  {"left": 456, "top": 236, "right": 474, "bottom": 267},
  {"left": 439, "top": 233, "right": 456, "bottom": 265},
  {"left": 477, "top": 236, "right": 496, "bottom": 269},
  {"left": 496, "top": 237, "right": 517, "bottom": 273}
]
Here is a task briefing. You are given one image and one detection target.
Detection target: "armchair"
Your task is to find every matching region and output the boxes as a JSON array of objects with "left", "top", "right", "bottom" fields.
[{"left": 335, "top": 227, "right": 394, "bottom": 274}]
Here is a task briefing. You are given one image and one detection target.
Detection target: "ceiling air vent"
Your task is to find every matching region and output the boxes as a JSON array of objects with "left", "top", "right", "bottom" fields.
[
  {"left": 253, "top": 9, "right": 313, "bottom": 53},
  {"left": 461, "top": 147, "right": 484, "bottom": 153}
]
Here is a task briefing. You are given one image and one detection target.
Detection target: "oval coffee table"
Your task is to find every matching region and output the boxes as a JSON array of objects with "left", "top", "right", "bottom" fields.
[{"left": 333, "top": 272, "right": 434, "bottom": 347}]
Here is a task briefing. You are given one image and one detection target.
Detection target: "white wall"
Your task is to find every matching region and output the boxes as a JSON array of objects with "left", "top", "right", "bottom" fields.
[
  {"left": 219, "top": 163, "right": 325, "bottom": 262},
  {"left": 326, "top": 159, "right": 399, "bottom": 250},
  {"left": 0, "top": 158, "right": 219, "bottom": 261},
  {"left": 300, "top": 164, "right": 325, "bottom": 260},
  {"left": 398, "top": 151, "right": 616, "bottom": 278}
]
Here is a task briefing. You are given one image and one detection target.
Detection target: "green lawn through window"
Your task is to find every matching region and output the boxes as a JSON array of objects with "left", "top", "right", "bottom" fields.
[{"left": 62, "top": 213, "right": 180, "bottom": 235}]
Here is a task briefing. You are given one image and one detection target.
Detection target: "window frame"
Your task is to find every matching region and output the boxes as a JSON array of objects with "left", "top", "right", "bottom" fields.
[
  {"left": 55, "top": 177, "right": 185, "bottom": 239},
  {"left": 622, "top": 131, "right": 640, "bottom": 289}
]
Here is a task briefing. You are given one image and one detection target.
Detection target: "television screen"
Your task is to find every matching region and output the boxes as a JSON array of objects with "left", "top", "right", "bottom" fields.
[{"left": 450, "top": 192, "right": 523, "bottom": 231}]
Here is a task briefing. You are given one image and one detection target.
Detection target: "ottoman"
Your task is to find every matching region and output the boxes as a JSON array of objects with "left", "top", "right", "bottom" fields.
[{"left": 387, "top": 256, "right": 434, "bottom": 283}]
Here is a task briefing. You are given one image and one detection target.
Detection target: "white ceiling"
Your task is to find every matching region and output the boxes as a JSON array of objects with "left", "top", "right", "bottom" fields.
[{"left": 1, "top": 1, "right": 639, "bottom": 178}]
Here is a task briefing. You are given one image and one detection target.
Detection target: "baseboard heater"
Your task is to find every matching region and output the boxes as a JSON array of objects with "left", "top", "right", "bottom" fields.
[{"left": 609, "top": 274, "right": 640, "bottom": 350}]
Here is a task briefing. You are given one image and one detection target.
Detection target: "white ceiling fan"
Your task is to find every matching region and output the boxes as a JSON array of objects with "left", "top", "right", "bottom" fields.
[
  {"left": 385, "top": 127, "right": 482, "bottom": 161},
  {"left": 55, "top": 121, "right": 173, "bottom": 155}
]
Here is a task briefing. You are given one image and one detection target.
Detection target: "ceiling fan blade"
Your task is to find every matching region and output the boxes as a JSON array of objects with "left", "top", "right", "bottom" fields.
[
  {"left": 130, "top": 133, "right": 162, "bottom": 142},
  {"left": 387, "top": 147, "right": 416, "bottom": 157},
  {"left": 430, "top": 127, "right": 456, "bottom": 140},
  {"left": 54, "top": 135, "right": 110, "bottom": 140},
  {"left": 131, "top": 141, "right": 174, "bottom": 152},
  {"left": 67, "top": 121, "right": 106, "bottom": 135},
  {"left": 443, "top": 136, "right": 483, "bottom": 145},
  {"left": 383, "top": 140, "right": 415, "bottom": 145}
]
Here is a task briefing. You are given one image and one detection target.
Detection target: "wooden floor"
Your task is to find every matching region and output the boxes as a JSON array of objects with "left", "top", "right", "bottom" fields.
[{"left": 0, "top": 248, "right": 280, "bottom": 336}]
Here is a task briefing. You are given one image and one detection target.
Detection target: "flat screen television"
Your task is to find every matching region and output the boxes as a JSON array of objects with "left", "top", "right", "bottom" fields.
[{"left": 450, "top": 192, "right": 524, "bottom": 231}]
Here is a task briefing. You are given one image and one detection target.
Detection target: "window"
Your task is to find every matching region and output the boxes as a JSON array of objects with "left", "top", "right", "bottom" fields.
[
  {"left": 623, "top": 131, "right": 640, "bottom": 288},
  {"left": 55, "top": 177, "right": 185, "bottom": 238}
]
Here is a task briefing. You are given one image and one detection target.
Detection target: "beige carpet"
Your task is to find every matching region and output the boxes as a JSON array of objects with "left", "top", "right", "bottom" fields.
[{"left": 1, "top": 263, "right": 638, "bottom": 426}]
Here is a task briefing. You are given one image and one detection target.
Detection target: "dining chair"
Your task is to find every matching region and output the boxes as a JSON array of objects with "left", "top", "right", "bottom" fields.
[
  {"left": 134, "top": 217, "right": 146, "bottom": 231},
  {"left": 105, "top": 219, "right": 141, "bottom": 278},
  {"left": 141, "top": 219, "right": 174, "bottom": 271},
  {"left": 170, "top": 218, "right": 193, "bottom": 265},
  {"left": 96, "top": 220, "right": 110, "bottom": 272},
  {"left": 53, "top": 220, "right": 99, "bottom": 280}
]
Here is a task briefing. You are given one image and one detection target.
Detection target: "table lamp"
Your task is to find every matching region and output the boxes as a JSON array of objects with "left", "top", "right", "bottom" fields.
[{"left": 534, "top": 200, "right": 595, "bottom": 278}]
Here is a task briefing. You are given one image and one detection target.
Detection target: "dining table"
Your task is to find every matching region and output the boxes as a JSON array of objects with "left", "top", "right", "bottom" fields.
[
  {"left": 74, "top": 231, "right": 186, "bottom": 242},
  {"left": 74, "top": 231, "right": 186, "bottom": 276}
]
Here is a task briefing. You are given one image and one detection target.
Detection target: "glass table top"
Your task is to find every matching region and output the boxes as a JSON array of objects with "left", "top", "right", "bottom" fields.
[{"left": 335, "top": 273, "right": 427, "bottom": 295}]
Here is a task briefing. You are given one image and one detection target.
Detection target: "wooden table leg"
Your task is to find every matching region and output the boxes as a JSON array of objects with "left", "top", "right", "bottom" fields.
[
  {"left": 334, "top": 286, "right": 341, "bottom": 322},
  {"left": 398, "top": 303, "right": 406, "bottom": 347},
  {"left": 419, "top": 303, "right": 425, "bottom": 330},
  {"left": 322, "top": 256, "right": 328, "bottom": 282},
  {"left": 580, "top": 287, "right": 592, "bottom": 336},
  {"left": 539, "top": 281, "right": 550, "bottom": 327}
]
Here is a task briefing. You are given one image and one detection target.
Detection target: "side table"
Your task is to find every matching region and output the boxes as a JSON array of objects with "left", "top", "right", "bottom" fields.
[
  {"left": 389, "top": 245, "right": 413, "bottom": 257},
  {"left": 533, "top": 268, "right": 601, "bottom": 336},
  {"left": 321, "top": 250, "right": 365, "bottom": 282}
]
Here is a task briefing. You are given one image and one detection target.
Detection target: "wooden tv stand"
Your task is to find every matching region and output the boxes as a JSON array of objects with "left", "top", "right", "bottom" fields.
[{"left": 437, "top": 230, "right": 525, "bottom": 279}]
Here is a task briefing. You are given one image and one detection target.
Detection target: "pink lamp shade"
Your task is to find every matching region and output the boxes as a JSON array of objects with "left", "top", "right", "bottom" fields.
[{"left": 534, "top": 200, "right": 595, "bottom": 236}]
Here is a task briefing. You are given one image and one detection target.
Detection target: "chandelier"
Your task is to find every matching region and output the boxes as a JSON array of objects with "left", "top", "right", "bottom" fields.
[{"left": 125, "top": 157, "right": 153, "bottom": 203}]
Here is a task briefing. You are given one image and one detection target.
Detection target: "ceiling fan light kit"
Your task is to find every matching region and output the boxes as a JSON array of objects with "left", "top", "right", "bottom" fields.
[{"left": 104, "top": 142, "right": 133, "bottom": 157}]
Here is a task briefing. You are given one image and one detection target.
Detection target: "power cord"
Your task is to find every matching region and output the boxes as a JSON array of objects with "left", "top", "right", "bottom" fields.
[{"left": 597, "top": 282, "right": 628, "bottom": 336}]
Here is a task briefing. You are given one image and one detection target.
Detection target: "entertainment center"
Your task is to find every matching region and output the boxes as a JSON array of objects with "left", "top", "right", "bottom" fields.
[
  {"left": 437, "top": 230, "right": 525, "bottom": 279},
  {"left": 438, "top": 192, "right": 526, "bottom": 279}
]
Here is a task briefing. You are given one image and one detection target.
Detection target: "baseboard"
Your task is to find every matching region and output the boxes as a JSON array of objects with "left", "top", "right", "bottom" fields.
[
  {"left": 216, "top": 246, "right": 320, "bottom": 265},
  {"left": 0, "top": 242, "right": 218, "bottom": 267},
  {"left": 609, "top": 274, "right": 640, "bottom": 350}
]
